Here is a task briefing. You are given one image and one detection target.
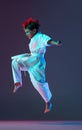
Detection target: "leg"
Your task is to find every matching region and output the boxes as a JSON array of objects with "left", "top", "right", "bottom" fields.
[
  {"left": 29, "top": 72, "right": 52, "bottom": 113},
  {"left": 11, "top": 58, "right": 28, "bottom": 93},
  {"left": 11, "top": 54, "right": 39, "bottom": 93},
  {"left": 27, "top": 55, "right": 52, "bottom": 113}
]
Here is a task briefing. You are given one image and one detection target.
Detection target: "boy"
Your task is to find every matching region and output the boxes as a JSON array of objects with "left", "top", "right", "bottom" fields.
[{"left": 11, "top": 17, "right": 62, "bottom": 113}]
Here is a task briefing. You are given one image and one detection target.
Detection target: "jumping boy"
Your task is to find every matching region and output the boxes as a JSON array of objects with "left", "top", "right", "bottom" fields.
[{"left": 11, "top": 17, "right": 62, "bottom": 113}]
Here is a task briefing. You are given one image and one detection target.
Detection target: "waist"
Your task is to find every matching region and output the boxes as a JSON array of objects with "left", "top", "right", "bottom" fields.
[
  {"left": 31, "top": 48, "right": 46, "bottom": 55},
  {"left": 31, "top": 52, "right": 44, "bottom": 57}
]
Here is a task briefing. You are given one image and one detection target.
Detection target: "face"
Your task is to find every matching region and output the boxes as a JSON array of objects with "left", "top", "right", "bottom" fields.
[{"left": 25, "top": 28, "right": 36, "bottom": 39}]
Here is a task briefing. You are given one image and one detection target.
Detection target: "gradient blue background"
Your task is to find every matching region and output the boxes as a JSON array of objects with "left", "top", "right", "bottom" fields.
[{"left": 0, "top": 0, "right": 82, "bottom": 120}]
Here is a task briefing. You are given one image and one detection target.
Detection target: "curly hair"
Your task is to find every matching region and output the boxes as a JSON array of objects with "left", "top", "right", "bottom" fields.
[{"left": 22, "top": 17, "right": 40, "bottom": 30}]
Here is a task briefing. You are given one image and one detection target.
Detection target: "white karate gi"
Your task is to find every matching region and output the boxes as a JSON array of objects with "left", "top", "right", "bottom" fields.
[{"left": 11, "top": 32, "right": 52, "bottom": 103}]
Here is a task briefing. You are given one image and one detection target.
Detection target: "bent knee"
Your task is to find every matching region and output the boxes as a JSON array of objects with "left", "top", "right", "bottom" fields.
[{"left": 12, "top": 59, "right": 18, "bottom": 66}]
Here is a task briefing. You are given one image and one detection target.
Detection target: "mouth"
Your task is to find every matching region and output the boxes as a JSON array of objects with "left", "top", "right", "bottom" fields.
[{"left": 27, "top": 35, "right": 31, "bottom": 39}]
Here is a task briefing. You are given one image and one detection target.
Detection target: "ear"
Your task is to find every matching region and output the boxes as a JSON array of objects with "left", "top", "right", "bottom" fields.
[{"left": 33, "top": 29, "right": 37, "bottom": 33}]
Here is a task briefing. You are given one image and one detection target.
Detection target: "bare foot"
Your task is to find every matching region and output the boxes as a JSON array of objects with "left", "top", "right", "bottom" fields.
[
  {"left": 13, "top": 82, "right": 22, "bottom": 93},
  {"left": 44, "top": 102, "right": 52, "bottom": 113}
]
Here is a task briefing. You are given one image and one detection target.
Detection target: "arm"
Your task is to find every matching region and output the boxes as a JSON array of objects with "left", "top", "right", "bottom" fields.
[{"left": 47, "top": 39, "right": 62, "bottom": 46}]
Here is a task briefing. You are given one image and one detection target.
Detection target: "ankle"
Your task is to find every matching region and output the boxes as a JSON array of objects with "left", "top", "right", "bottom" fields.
[
  {"left": 46, "top": 101, "right": 50, "bottom": 106},
  {"left": 14, "top": 82, "right": 22, "bottom": 87}
]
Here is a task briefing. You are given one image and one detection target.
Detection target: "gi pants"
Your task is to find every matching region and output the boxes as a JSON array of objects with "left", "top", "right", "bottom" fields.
[{"left": 11, "top": 53, "right": 52, "bottom": 103}]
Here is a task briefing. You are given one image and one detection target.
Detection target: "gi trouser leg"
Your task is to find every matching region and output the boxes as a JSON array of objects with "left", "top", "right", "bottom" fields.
[
  {"left": 11, "top": 57, "right": 28, "bottom": 85},
  {"left": 29, "top": 73, "right": 52, "bottom": 103}
]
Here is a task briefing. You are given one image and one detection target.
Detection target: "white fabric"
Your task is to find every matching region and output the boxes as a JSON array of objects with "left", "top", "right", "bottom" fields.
[
  {"left": 11, "top": 32, "right": 52, "bottom": 103},
  {"left": 29, "top": 32, "right": 51, "bottom": 54}
]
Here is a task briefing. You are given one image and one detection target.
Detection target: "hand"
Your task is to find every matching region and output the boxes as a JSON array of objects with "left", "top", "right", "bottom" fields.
[{"left": 58, "top": 40, "right": 62, "bottom": 46}]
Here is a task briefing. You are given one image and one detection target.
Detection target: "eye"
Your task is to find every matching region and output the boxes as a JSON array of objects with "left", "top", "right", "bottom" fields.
[
  {"left": 26, "top": 31, "right": 30, "bottom": 34},
  {"left": 26, "top": 31, "right": 28, "bottom": 33}
]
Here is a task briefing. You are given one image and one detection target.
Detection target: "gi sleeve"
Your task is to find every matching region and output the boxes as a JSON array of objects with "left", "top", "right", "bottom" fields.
[{"left": 41, "top": 34, "right": 52, "bottom": 46}]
